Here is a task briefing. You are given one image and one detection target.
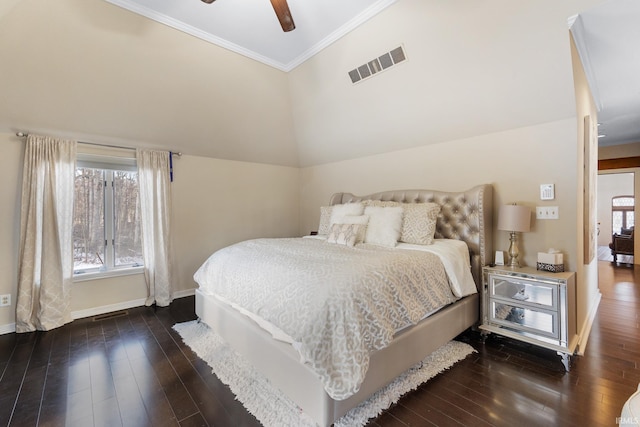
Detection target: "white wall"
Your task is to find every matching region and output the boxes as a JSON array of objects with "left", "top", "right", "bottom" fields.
[{"left": 0, "top": 133, "right": 300, "bottom": 332}]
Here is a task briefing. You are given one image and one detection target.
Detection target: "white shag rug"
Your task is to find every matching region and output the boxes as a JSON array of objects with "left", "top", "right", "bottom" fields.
[{"left": 173, "top": 320, "right": 475, "bottom": 427}]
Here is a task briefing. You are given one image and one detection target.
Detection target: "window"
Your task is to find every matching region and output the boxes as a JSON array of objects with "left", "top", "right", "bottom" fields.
[
  {"left": 73, "top": 154, "right": 143, "bottom": 276},
  {"left": 612, "top": 196, "right": 635, "bottom": 235}
]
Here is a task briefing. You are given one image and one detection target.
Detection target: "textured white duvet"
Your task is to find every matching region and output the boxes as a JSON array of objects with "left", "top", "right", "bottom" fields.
[{"left": 193, "top": 237, "right": 473, "bottom": 400}]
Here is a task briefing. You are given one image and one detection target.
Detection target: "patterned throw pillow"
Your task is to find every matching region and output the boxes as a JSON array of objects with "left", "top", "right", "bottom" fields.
[
  {"left": 400, "top": 203, "right": 441, "bottom": 245},
  {"left": 318, "top": 206, "right": 333, "bottom": 235},
  {"left": 340, "top": 215, "right": 369, "bottom": 243},
  {"left": 327, "top": 223, "right": 364, "bottom": 247}
]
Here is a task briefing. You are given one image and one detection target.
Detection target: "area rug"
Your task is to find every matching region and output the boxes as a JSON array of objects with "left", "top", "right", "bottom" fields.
[{"left": 173, "top": 320, "right": 475, "bottom": 427}]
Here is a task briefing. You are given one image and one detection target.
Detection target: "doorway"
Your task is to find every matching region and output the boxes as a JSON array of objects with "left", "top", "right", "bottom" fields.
[{"left": 597, "top": 172, "right": 634, "bottom": 262}]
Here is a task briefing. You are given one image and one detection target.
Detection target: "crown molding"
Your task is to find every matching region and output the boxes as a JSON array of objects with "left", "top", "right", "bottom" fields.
[{"left": 104, "top": 0, "right": 396, "bottom": 72}]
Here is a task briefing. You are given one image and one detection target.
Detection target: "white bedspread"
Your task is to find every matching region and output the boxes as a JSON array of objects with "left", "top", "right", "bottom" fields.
[{"left": 194, "top": 237, "right": 461, "bottom": 400}]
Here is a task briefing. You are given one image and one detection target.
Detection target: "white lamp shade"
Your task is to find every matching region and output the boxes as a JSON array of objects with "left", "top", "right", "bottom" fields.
[{"left": 498, "top": 204, "right": 531, "bottom": 233}]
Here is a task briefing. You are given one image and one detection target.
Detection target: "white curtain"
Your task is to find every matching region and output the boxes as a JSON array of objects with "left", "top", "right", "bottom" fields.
[
  {"left": 137, "top": 149, "right": 174, "bottom": 306},
  {"left": 16, "top": 135, "right": 77, "bottom": 332}
]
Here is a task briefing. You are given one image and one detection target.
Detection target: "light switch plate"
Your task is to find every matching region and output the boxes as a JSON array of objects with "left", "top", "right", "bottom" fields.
[{"left": 536, "top": 206, "right": 559, "bottom": 219}]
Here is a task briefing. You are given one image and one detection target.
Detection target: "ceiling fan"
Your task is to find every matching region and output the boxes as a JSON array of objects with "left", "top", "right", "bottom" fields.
[{"left": 200, "top": 0, "right": 296, "bottom": 32}]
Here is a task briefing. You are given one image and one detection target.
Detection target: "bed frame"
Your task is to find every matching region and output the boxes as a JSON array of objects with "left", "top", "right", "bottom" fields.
[{"left": 195, "top": 184, "right": 493, "bottom": 426}]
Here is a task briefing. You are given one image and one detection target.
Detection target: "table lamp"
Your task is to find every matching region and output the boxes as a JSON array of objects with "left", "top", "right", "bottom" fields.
[{"left": 497, "top": 204, "right": 531, "bottom": 267}]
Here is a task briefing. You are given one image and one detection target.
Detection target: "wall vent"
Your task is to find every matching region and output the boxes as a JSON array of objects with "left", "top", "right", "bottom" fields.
[
  {"left": 92, "top": 310, "right": 129, "bottom": 321},
  {"left": 348, "top": 45, "right": 407, "bottom": 84}
]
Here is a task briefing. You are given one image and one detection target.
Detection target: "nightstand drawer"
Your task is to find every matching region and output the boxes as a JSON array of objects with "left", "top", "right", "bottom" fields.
[
  {"left": 490, "top": 275, "right": 557, "bottom": 310},
  {"left": 490, "top": 300, "right": 558, "bottom": 340}
]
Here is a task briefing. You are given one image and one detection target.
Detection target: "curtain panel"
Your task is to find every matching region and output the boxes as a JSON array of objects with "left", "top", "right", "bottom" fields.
[
  {"left": 137, "top": 149, "right": 175, "bottom": 306},
  {"left": 16, "top": 135, "right": 77, "bottom": 332}
]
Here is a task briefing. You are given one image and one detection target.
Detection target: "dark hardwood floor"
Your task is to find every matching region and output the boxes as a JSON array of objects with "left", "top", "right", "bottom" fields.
[{"left": 1, "top": 261, "right": 638, "bottom": 426}]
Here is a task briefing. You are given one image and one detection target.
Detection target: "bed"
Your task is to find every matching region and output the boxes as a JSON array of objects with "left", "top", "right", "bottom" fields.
[{"left": 194, "top": 184, "right": 493, "bottom": 426}]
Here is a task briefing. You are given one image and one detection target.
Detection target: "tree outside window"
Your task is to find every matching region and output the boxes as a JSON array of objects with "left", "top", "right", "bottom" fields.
[{"left": 73, "top": 166, "right": 143, "bottom": 275}]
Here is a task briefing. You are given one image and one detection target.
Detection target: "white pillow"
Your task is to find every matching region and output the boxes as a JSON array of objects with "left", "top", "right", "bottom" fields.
[
  {"left": 327, "top": 223, "right": 365, "bottom": 247},
  {"left": 339, "top": 214, "right": 369, "bottom": 243},
  {"left": 400, "top": 203, "right": 441, "bottom": 245},
  {"left": 318, "top": 206, "right": 333, "bottom": 235},
  {"left": 363, "top": 206, "right": 404, "bottom": 247},
  {"left": 329, "top": 203, "right": 365, "bottom": 227}
]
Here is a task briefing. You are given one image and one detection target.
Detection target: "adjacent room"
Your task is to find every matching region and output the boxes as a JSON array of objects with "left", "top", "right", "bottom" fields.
[{"left": 1, "top": 0, "right": 640, "bottom": 426}]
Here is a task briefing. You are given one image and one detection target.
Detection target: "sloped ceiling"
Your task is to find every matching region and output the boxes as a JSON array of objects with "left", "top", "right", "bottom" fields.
[{"left": 0, "top": 0, "right": 623, "bottom": 168}]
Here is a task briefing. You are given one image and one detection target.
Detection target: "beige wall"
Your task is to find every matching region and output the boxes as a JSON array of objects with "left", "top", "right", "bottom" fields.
[
  {"left": 289, "top": 0, "right": 602, "bottom": 167},
  {"left": 0, "top": 133, "right": 300, "bottom": 331},
  {"left": 300, "top": 119, "right": 579, "bottom": 271},
  {"left": 0, "top": 134, "right": 22, "bottom": 332},
  {"left": 0, "top": 0, "right": 299, "bottom": 167},
  {"left": 171, "top": 155, "right": 300, "bottom": 293}
]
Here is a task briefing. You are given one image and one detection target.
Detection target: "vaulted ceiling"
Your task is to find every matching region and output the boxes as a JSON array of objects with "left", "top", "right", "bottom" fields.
[{"left": 0, "top": 0, "right": 634, "bottom": 168}]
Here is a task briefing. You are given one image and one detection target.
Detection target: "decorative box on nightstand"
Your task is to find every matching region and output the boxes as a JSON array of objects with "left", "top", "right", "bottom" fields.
[{"left": 480, "top": 266, "right": 578, "bottom": 370}]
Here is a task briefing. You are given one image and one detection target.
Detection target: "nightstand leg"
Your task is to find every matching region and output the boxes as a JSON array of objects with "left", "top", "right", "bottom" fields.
[{"left": 558, "top": 352, "right": 571, "bottom": 371}]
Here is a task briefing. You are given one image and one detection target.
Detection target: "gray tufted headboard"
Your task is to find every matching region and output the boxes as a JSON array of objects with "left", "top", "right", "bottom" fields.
[{"left": 329, "top": 184, "right": 493, "bottom": 290}]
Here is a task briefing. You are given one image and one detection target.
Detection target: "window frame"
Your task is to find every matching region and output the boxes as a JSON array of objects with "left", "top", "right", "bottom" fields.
[
  {"left": 611, "top": 195, "right": 635, "bottom": 235},
  {"left": 73, "top": 153, "right": 144, "bottom": 280}
]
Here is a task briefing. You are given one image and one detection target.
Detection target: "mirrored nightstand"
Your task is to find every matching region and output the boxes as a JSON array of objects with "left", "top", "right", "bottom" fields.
[{"left": 480, "top": 266, "right": 578, "bottom": 370}]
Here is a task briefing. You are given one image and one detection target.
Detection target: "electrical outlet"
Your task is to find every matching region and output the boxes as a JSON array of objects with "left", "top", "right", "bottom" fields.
[
  {"left": 536, "top": 206, "right": 559, "bottom": 219},
  {"left": 0, "top": 294, "right": 10, "bottom": 307}
]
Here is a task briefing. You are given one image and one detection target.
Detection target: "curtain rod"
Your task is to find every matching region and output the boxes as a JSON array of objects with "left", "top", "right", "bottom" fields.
[{"left": 15, "top": 132, "right": 182, "bottom": 157}]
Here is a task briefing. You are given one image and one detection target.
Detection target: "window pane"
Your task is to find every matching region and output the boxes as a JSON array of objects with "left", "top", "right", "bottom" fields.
[
  {"left": 612, "top": 211, "right": 623, "bottom": 234},
  {"left": 73, "top": 168, "right": 105, "bottom": 272},
  {"left": 113, "top": 171, "right": 143, "bottom": 267},
  {"left": 627, "top": 212, "right": 635, "bottom": 229},
  {"left": 613, "top": 197, "right": 634, "bottom": 207}
]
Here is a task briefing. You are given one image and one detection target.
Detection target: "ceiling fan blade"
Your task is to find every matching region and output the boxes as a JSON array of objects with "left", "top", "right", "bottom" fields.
[{"left": 270, "top": 0, "right": 296, "bottom": 32}]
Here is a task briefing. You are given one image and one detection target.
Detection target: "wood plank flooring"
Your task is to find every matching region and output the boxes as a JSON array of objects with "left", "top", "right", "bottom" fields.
[{"left": 1, "top": 261, "right": 638, "bottom": 426}]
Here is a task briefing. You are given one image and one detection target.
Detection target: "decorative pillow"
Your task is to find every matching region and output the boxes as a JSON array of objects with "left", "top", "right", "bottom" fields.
[
  {"left": 339, "top": 214, "right": 369, "bottom": 243},
  {"left": 363, "top": 206, "right": 404, "bottom": 247},
  {"left": 400, "top": 203, "right": 441, "bottom": 245},
  {"left": 318, "top": 206, "right": 333, "bottom": 235},
  {"left": 329, "top": 203, "right": 365, "bottom": 227},
  {"left": 327, "top": 223, "right": 365, "bottom": 247}
]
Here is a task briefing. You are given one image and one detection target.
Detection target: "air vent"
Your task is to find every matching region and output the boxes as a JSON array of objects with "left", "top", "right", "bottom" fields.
[
  {"left": 92, "top": 310, "right": 129, "bottom": 321},
  {"left": 348, "top": 46, "right": 407, "bottom": 84}
]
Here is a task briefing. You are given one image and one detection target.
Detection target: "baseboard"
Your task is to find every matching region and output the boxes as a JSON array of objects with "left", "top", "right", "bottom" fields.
[
  {"left": 1, "top": 288, "right": 198, "bottom": 334},
  {"left": 173, "top": 288, "right": 196, "bottom": 299},
  {"left": 71, "top": 298, "right": 148, "bottom": 320},
  {"left": 575, "top": 290, "right": 602, "bottom": 355},
  {"left": 0, "top": 323, "right": 16, "bottom": 335}
]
